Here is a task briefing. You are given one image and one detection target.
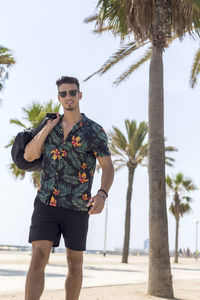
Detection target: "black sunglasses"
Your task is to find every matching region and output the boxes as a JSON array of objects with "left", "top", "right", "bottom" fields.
[{"left": 58, "top": 90, "right": 79, "bottom": 98}]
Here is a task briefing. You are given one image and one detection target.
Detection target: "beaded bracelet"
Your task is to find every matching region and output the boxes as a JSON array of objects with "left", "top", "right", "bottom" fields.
[
  {"left": 98, "top": 189, "right": 108, "bottom": 198},
  {"left": 97, "top": 192, "right": 107, "bottom": 200}
]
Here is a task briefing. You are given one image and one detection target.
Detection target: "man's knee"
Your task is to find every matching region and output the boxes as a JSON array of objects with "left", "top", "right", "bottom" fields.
[
  {"left": 67, "top": 249, "right": 83, "bottom": 275},
  {"left": 30, "top": 241, "right": 52, "bottom": 271}
]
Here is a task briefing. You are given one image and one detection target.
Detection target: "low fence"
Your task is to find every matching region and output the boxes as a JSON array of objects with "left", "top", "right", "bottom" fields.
[{"left": 0, "top": 245, "right": 31, "bottom": 251}]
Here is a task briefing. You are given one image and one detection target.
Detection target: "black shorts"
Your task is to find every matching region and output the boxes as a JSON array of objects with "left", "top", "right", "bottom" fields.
[{"left": 28, "top": 197, "right": 90, "bottom": 251}]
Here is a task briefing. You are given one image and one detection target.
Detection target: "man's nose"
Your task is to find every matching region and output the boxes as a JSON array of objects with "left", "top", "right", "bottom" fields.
[{"left": 65, "top": 93, "right": 71, "bottom": 99}]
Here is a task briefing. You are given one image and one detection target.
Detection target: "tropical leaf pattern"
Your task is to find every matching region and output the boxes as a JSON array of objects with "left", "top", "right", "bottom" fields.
[{"left": 37, "top": 113, "right": 110, "bottom": 211}]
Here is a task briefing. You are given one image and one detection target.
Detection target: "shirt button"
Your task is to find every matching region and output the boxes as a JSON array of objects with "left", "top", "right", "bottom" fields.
[{"left": 56, "top": 172, "right": 59, "bottom": 175}]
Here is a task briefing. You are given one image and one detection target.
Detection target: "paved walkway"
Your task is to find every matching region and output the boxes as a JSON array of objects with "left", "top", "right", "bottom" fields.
[{"left": 0, "top": 252, "right": 200, "bottom": 294}]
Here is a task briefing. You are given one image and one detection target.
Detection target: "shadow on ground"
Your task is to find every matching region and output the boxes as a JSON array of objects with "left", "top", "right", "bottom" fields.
[
  {"left": 0, "top": 269, "right": 65, "bottom": 277},
  {"left": 172, "top": 266, "right": 200, "bottom": 272},
  {"left": 48, "top": 264, "right": 140, "bottom": 273},
  {"left": 84, "top": 266, "right": 140, "bottom": 273}
]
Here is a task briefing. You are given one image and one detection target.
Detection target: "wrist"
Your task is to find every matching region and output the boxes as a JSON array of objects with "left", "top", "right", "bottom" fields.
[
  {"left": 97, "top": 192, "right": 107, "bottom": 201},
  {"left": 98, "top": 188, "right": 108, "bottom": 198},
  {"left": 45, "top": 122, "right": 55, "bottom": 132}
]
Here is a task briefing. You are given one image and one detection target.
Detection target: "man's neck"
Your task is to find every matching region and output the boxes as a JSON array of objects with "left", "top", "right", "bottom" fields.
[{"left": 62, "top": 110, "right": 83, "bottom": 125}]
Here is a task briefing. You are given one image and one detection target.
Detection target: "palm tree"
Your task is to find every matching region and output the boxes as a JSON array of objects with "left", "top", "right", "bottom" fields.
[
  {"left": 166, "top": 173, "right": 197, "bottom": 263},
  {"left": 84, "top": 1, "right": 200, "bottom": 297},
  {"left": 5, "top": 100, "right": 61, "bottom": 188},
  {"left": 84, "top": 1, "right": 200, "bottom": 85},
  {"left": 110, "top": 120, "right": 148, "bottom": 263},
  {"left": 0, "top": 46, "right": 15, "bottom": 92},
  {"left": 109, "top": 120, "right": 177, "bottom": 264}
]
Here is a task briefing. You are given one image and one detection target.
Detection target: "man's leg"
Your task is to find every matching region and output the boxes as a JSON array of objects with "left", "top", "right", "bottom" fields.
[
  {"left": 25, "top": 240, "right": 53, "bottom": 300},
  {"left": 65, "top": 249, "right": 83, "bottom": 300}
]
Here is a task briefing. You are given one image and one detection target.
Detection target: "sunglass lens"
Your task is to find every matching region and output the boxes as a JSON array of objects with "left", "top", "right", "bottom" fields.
[
  {"left": 59, "top": 91, "right": 67, "bottom": 98},
  {"left": 70, "top": 90, "right": 78, "bottom": 96}
]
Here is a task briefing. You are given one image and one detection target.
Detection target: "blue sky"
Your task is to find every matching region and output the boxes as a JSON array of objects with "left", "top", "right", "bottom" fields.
[{"left": 0, "top": 0, "right": 200, "bottom": 252}]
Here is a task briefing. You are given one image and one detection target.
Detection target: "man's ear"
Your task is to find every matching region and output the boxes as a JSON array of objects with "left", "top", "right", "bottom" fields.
[
  {"left": 79, "top": 92, "right": 83, "bottom": 100},
  {"left": 57, "top": 95, "right": 61, "bottom": 103}
]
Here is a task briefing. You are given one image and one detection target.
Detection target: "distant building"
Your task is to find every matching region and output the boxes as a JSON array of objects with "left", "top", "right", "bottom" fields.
[{"left": 144, "top": 239, "right": 149, "bottom": 250}]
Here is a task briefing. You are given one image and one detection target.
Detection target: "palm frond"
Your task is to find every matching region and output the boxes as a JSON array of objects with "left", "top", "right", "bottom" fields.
[
  {"left": 125, "top": 119, "right": 137, "bottom": 142},
  {"left": 165, "top": 156, "right": 175, "bottom": 162},
  {"left": 183, "top": 196, "right": 193, "bottom": 203},
  {"left": 93, "top": 25, "right": 119, "bottom": 34},
  {"left": 127, "top": 121, "right": 148, "bottom": 158},
  {"left": 174, "top": 172, "right": 184, "bottom": 185},
  {"left": 164, "top": 146, "right": 178, "bottom": 153},
  {"left": 84, "top": 13, "right": 99, "bottom": 24},
  {"left": 5, "top": 136, "right": 16, "bottom": 148},
  {"left": 137, "top": 143, "right": 148, "bottom": 159},
  {"left": 114, "top": 163, "right": 127, "bottom": 172},
  {"left": 21, "top": 100, "right": 60, "bottom": 128},
  {"left": 166, "top": 175, "right": 173, "bottom": 189},
  {"left": 95, "top": 0, "right": 128, "bottom": 38},
  {"left": 0, "top": 46, "right": 15, "bottom": 91},
  {"left": 84, "top": 13, "right": 115, "bottom": 35},
  {"left": 109, "top": 127, "right": 127, "bottom": 151},
  {"left": 165, "top": 34, "right": 179, "bottom": 47},
  {"left": 179, "top": 203, "right": 192, "bottom": 216},
  {"left": 43, "top": 99, "right": 61, "bottom": 114},
  {"left": 126, "top": 0, "right": 154, "bottom": 42},
  {"left": 109, "top": 143, "right": 127, "bottom": 158},
  {"left": 9, "top": 119, "right": 28, "bottom": 129},
  {"left": 0, "top": 46, "right": 15, "bottom": 66},
  {"left": 165, "top": 156, "right": 175, "bottom": 167},
  {"left": 83, "top": 41, "right": 148, "bottom": 82},
  {"left": 23, "top": 102, "right": 43, "bottom": 127},
  {"left": 191, "top": 10, "right": 200, "bottom": 38},
  {"left": 165, "top": 161, "right": 174, "bottom": 167},
  {"left": 169, "top": 203, "right": 176, "bottom": 217},
  {"left": 31, "top": 171, "right": 41, "bottom": 189},
  {"left": 113, "top": 158, "right": 127, "bottom": 165},
  {"left": 171, "top": 0, "right": 200, "bottom": 39},
  {"left": 113, "top": 47, "right": 152, "bottom": 85},
  {"left": 8, "top": 163, "right": 26, "bottom": 179},
  {"left": 190, "top": 47, "right": 200, "bottom": 88},
  {"left": 182, "top": 179, "right": 198, "bottom": 191},
  {"left": 185, "top": 0, "right": 200, "bottom": 10}
]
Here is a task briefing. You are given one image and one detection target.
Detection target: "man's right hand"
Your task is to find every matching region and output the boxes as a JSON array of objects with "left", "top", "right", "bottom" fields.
[{"left": 46, "top": 113, "right": 61, "bottom": 130}]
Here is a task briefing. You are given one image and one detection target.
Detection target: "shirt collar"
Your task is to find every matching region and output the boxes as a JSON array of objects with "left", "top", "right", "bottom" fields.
[{"left": 59, "top": 113, "right": 89, "bottom": 129}]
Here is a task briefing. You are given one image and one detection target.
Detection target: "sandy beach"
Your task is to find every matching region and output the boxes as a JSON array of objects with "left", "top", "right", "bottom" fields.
[
  {"left": 0, "top": 279, "right": 200, "bottom": 300},
  {"left": 0, "top": 251, "right": 200, "bottom": 299}
]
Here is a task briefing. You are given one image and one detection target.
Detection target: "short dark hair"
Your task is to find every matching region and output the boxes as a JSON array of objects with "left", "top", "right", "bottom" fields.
[{"left": 56, "top": 76, "right": 80, "bottom": 90}]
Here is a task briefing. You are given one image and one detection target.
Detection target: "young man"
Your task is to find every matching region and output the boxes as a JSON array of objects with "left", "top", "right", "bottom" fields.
[{"left": 23, "top": 76, "right": 114, "bottom": 300}]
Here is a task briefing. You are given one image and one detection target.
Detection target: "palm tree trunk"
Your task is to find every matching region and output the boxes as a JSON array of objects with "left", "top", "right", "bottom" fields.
[
  {"left": 148, "top": 46, "right": 174, "bottom": 298},
  {"left": 122, "top": 166, "right": 135, "bottom": 263},
  {"left": 174, "top": 217, "right": 179, "bottom": 263}
]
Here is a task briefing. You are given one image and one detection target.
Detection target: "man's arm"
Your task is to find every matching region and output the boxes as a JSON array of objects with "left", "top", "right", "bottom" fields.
[
  {"left": 24, "top": 113, "right": 60, "bottom": 162},
  {"left": 87, "top": 156, "right": 114, "bottom": 215}
]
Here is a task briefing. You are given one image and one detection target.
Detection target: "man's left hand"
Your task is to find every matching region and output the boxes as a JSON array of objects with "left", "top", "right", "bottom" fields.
[{"left": 87, "top": 194, "right": 105, "bottom": 215}]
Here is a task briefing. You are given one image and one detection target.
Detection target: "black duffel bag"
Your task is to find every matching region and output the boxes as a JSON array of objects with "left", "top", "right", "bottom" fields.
[{"left": 11, "top": 113, "right": 58, "bottom": 172}]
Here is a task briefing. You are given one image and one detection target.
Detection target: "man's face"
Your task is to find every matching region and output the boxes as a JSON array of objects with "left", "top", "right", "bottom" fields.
[{"left": 57, "top": 83, "right": 82, "bottom": 112}]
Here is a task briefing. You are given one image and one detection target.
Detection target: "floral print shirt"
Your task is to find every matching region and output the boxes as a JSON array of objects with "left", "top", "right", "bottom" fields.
[{"left": 37, "top": 113, "right": 111, "bottom": 211}]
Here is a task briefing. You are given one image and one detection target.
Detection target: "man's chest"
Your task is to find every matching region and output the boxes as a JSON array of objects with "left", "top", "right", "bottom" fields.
[
  {"left": 45, "top": 125, "right": 94, "bottom": 155},
  {"left": 62, "top": 124, "right": 74, "bottom": 143},
  {"left": 43, "top": 126, "right": 96, "bottom": 172}
]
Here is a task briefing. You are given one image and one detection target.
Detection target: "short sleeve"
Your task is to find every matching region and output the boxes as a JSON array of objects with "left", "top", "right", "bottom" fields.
[{"left": 92, "top": 126, "right": 111, "bottom": 158}]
